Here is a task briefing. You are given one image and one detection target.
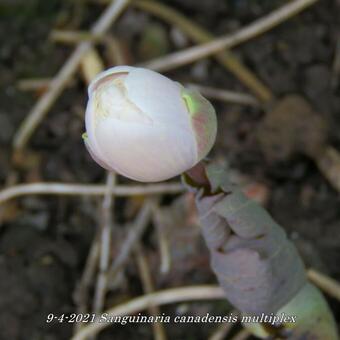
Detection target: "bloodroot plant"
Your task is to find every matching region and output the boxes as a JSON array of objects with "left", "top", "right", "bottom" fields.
[{"left": 84, "top": 66, "right": 338, "bottom": 339}]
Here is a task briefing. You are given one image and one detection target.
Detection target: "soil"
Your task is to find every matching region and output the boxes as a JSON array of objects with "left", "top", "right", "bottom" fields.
[{"left": 0, "top": 0, "right": 339, "bottom": 339}]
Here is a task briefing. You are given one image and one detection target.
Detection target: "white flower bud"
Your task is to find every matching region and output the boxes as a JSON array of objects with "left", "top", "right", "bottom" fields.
[{"left": 84, "top": 66, "right": 217, "bottom": 182}]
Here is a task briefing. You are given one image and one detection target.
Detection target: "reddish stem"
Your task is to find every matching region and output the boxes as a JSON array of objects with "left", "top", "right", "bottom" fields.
[{"left": 185, "top": 161, "right": 210, "bottom": 188}]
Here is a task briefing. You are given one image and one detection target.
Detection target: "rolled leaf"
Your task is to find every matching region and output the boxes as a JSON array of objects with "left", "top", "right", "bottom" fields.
[{"left": 183, "top": 163, "right": 306, "bottom": 314}]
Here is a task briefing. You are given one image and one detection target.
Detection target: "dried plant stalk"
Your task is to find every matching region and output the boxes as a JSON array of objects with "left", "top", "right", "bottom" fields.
[
  {"left": 50, "top": 30, "right": 103, "bottom": 44},
  {"left": 93, "top": 172, "right": 116, "bottom": 315},
  {"left": 135, "top": 244, "right": 167, "bottom": 340},
  {"left": 72, "top": 285, "right": 225, "bottom": 340},
  {"left": 0, "top": 182, "right": 183, "bottom": 205},
  {"left": 187, "top": 84, "right": 260, "bottom": 107},
  {"left": 80, "top": 47, "right": 105, "bottom": 84}
]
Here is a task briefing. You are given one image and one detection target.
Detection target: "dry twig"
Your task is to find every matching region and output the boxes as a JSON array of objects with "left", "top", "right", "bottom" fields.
[
  {"left": 208, "top": 312, "right": 238, "bottom": 340},
  {"left": 50, "top": 30, "right": 104, "bottom": 44},
  {"left": 104, "top": 35, "right": 128, "bottom": 65},
  {"left": 71, "top": 285, "right": 225, "bottom": 340},
  {"left": 141, "top": 0, "right": 319, "bottom": 72},
  {"left": 315, "top": 146, "right": 340, "bottom": 194},
  {"left": 152, "top": 205, "right": 171, "bottom": 274},
  {"left": 308, "top": 269, "right": 340, "bottom": 302},
  {"left": 13, "top": 0, "right": 130, "bottom": 150},
  {"left": 135, "top": 244, "right": 167, "bottom": 340},
  {"left": 80, "top": 47, "right": 105, "bottom": 84},
  {"left": 17, "top": 78, "right": 53, "bottom": 92},
  {"left": 73, "top": 238, "right": 100, "bottom": 332},
  {"left": 230, "top": 329, "right": 251, "bottom": 340},
  {"left": 187, "top": 84, "right": 260, "bottom": 107},
  {"left": 93, "top": 172, "right": 116, "bottom": 315},
  {"left": 0, "top": 182, "right": 183, "bottom": 205},
  {"left": 109, "top": 199, "right": 156, "bottom": 280}
]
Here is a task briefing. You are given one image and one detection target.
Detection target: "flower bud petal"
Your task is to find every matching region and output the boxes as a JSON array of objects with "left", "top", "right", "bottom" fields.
[
  {"left": 84, "top": 66, "right": 217, "bottom": 182},
  {"left": 182, "top": 88, "right": 217, "bottom": 160}
]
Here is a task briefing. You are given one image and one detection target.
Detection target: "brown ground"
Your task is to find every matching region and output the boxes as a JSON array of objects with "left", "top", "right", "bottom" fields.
[{"left": 0, "top": 0, "right": 339, "bottom": 339}]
